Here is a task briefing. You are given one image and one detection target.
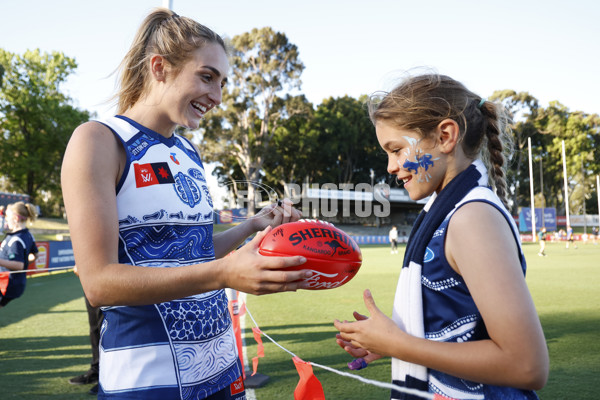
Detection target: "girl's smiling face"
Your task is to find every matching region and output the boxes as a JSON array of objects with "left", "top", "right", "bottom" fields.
[{"left": 376, "top": 120, "right": 444, "bottom": 200}]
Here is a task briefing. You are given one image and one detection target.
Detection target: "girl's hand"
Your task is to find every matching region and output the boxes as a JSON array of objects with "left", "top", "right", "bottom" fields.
[
  {"left": 336, "top": 319, "right": 383, "bottom": 365},
  {"left": 251, "top": 198, "right": 302, "bottom": 231},
  {"left": 223, "top": 226, "right": 311, "bottom": 295},
  {"left": 334, "top": 289, "right": 404, "bottom": 358}
]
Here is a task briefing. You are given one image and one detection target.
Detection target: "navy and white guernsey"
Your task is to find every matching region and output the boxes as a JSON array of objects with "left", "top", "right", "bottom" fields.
[
  {"left": 420, "top": 188, "right": 538, "bottom": 399},
  {"left": 97, "top": 116, "right": 240, "bottom": 399},
  {"left": 392, "top": 160, "right": 538, "bottom": 400}
]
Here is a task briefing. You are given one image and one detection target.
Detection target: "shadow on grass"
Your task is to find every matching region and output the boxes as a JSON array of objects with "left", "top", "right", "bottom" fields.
[
  {"left": 0, "top": 272, "right": 94, "bottom": 399},
  {"left": 247, "top": 322, "right": 337, "bottom": 344},
  {"left": 533, "top": 312, "right": 600, "bottom": 400},
  {"left": 0, "top": 335, "right": 94, "bottom": 399},
  {"left": 0, "top": 334, "right": 92, "bottom": 372},
  {"left": 0, "top": 271, "right": 84, "bottom": 328},
  {"left": 541, "top": 311, "right": 600, "bottom": 343}
]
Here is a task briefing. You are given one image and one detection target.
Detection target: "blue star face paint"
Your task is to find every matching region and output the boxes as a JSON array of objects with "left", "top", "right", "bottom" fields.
[{"left": 401, "top": 136, "right": 439, "bottom": 182}]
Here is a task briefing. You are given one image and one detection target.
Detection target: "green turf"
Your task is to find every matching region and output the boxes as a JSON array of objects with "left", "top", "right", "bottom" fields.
[
  {"left": 244, "top": 242, "right": 600, "bottom": 399},
  {"left": 0, "top": 242, "right": 598, "bottom": 399},
  {"left": 0, "top": 271, "right": 93, "bottom": 399}
]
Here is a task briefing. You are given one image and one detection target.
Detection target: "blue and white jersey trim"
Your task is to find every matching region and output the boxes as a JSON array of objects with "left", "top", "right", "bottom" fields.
[
  {"left": 425, "top": 314, "right": 478, "bottom": 342},
  {"left": 429, "top": 374, "right": 484, "bottom": 400}
]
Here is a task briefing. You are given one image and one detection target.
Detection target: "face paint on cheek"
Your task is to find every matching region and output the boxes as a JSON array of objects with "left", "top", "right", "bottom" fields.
[
  {"left": 415, "top": 153, "right": 437, "bottom": 182},
  {"left": 401, "top": 137, "right": 439, "bottom": 183},
  {"left": 402, "top": 136, "right": 420, "bottom": 175}
]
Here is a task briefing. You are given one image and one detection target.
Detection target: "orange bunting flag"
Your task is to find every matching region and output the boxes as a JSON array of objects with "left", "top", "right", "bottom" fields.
[
  {"left": 0, "top": 272, "right": 9, "bottom": 296},
  {"left": 251, "top": 327, "right": 265, "bottom": 376},
  {"left": 252, "top": 327, "right": 264, "bottom": 357},
  {"left": 228, "top": 300, "right": 246, "bottom": 379},
  {"left": 292, "top": 356, "right": 325, "bottom": 400}
]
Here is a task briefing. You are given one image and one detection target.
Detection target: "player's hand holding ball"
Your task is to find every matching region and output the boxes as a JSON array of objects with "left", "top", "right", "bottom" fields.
[
  {"left": 259, "top": 220, "right": 363, "bottom": 290},
  {"left": 223, "top": 224, "right": 311, "bottom": 295}
]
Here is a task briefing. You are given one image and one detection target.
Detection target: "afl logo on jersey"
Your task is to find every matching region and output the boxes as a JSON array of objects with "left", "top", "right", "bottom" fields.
[
  {"left": 423, "top": 247, "right": 435, "bottom": 263},
  {"left": 134, "top": 162, "right": 175, "bottom": 188}
]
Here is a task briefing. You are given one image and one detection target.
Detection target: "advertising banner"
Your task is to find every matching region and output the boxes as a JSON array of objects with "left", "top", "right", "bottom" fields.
[
  {"left": 27, "top": 241, "right": 74, "bottom": 276},
  {"left": 216, "top": 208, "right": 248, "bottom": 224},
  {"left": 519, "top": 208, "right": 557, "bottom": 232}
]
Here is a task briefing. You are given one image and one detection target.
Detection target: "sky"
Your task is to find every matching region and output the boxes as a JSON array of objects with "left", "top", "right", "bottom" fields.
[{"left": 2, "top": 0, "right": 599, "bottom": 118}]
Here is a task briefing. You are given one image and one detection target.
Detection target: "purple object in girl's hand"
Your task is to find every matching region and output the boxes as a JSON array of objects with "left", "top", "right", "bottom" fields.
[{"left": 347, "top": 357, "right": 368, "bottom": 370}]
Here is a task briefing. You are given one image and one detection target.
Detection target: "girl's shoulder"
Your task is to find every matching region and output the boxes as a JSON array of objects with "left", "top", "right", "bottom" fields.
[{"left": 448, "top": 186, "right": 519, "bottom": 244}]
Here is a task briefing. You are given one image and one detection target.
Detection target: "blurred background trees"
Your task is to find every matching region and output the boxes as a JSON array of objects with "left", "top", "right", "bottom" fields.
[
  {"left": 1, "top": 30, "right": 598, "bottom": 218},
  {"left": 0, "top": 49, "right": 90, "bottom": 216}
]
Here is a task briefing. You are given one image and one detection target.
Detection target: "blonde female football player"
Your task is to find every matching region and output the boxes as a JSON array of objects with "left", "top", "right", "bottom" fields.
[{"left": 62, "top": 8, "right": 310, "bottom": 399}]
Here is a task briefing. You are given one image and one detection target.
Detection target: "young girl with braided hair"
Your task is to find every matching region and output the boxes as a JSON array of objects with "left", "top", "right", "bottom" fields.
[{"left": 335, "top": 73, "right": 549, "bottom": 399}]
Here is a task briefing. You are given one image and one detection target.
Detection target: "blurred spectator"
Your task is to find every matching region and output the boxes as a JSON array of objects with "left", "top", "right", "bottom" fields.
[
  {"left": 0, "top": 202, "right": 38, "bottom": 308},
  {"left": 566, "top": 225, "right": 577, "bottom": 249},
  {"left": 538, "top": 227, "right": 547, "bottom": 257},
  {"left": 389, "top": 225, "right": 399, "bottom": 254}
]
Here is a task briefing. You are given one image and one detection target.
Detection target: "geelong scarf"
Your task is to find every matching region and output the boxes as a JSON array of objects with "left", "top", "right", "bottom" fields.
[{"left": 391, "top": 160, "right": 488, "bottom": 399}]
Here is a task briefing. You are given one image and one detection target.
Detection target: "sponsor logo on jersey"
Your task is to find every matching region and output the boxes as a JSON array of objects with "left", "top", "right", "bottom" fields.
[
  {"left": 170, "top": 152, "right": 180, "bottom": 165},
  {"left": 424, "top": 247, "right": 435, "bottom": 263},
  {"left": 230, "top": 376, "right": 245, "bottom": 395},
  {"left": 131, "top": 140, "right": 149, "bottom": 157},
  {"left": 134, "top": 162, "right": 175, "bottom": 188}
]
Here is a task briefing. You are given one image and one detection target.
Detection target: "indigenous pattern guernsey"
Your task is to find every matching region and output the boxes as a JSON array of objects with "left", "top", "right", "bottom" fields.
[{"left": 97, "top": 116, "right": 240, "bottom": 399}]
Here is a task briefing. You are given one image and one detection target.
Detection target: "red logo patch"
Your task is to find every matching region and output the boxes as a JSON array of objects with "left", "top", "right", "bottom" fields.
[
  {"left": 230, "top": 376, "right": 244, "bottom": 395},
  {"left": 134, "top": 162, "right": 175, "bottom": 188}
]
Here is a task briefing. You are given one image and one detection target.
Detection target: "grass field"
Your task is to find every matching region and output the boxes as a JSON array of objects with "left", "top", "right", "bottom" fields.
[{"left": 0, "top": 241, "right": 598, "bottom": 399}]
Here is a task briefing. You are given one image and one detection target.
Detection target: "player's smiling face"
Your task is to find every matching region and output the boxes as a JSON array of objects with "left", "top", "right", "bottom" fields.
[
  {"left": 166, "top": 43, "right": 229, "bottom": 130},
  {"left": 376, "top": 120, "right": 442, "bottom": 201}
]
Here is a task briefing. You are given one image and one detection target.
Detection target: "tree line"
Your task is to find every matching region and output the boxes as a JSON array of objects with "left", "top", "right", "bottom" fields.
[{"left": 1, "top": 28, "right": 598, "bottom": 218}]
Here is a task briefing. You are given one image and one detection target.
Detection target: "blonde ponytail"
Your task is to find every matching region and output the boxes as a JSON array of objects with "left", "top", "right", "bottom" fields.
[{"left": 115, "top": 8, "right": 226, "bottom": 113}]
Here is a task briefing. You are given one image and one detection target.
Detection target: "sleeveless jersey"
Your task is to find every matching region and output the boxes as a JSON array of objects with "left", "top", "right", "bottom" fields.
[
  {"left": 97, "top": 116, "right": 240, "bottom": 399},
  {"left": 420, "top": 186, "right": 538, "bottom": 399}
]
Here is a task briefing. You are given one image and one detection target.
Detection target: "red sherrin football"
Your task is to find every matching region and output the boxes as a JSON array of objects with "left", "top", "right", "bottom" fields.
[{"left": 259, "top": 220, "right": 362, "bottom": 290}]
